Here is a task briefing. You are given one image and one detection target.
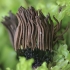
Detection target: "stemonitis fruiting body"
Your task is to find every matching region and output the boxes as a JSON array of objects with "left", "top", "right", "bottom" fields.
[{"left": 2, "top": 6, "right": 68, "bottom": 68}]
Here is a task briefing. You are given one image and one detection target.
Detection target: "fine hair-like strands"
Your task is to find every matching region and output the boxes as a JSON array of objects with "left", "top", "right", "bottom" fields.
[{"left": 2, "top": 6, "right": 68, "bottom": 51}]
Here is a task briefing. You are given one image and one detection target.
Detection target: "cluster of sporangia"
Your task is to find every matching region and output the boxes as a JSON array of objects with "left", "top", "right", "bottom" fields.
[{"left": 2, "top": 6, "right": 68, "bottom": 68}]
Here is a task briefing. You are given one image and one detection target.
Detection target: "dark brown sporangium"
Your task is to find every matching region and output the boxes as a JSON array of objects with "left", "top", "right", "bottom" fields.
[{"left": 2, "top": 6, "right": 69, "bottom": 68}]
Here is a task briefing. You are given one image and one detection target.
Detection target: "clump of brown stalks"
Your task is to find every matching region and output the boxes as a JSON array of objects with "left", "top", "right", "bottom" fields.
[{"left": 2, "top": 6, "right": 68, "bottom": 51}]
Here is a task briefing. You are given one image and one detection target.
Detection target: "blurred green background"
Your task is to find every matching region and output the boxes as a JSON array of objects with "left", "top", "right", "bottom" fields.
[{"left": 0, "top": 0, "right": 70, "bottom": 70}]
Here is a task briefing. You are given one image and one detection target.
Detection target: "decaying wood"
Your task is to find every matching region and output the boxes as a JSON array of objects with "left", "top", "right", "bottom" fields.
[{"left": 2, "top": 6, "right": 69, "bottom": 51}]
